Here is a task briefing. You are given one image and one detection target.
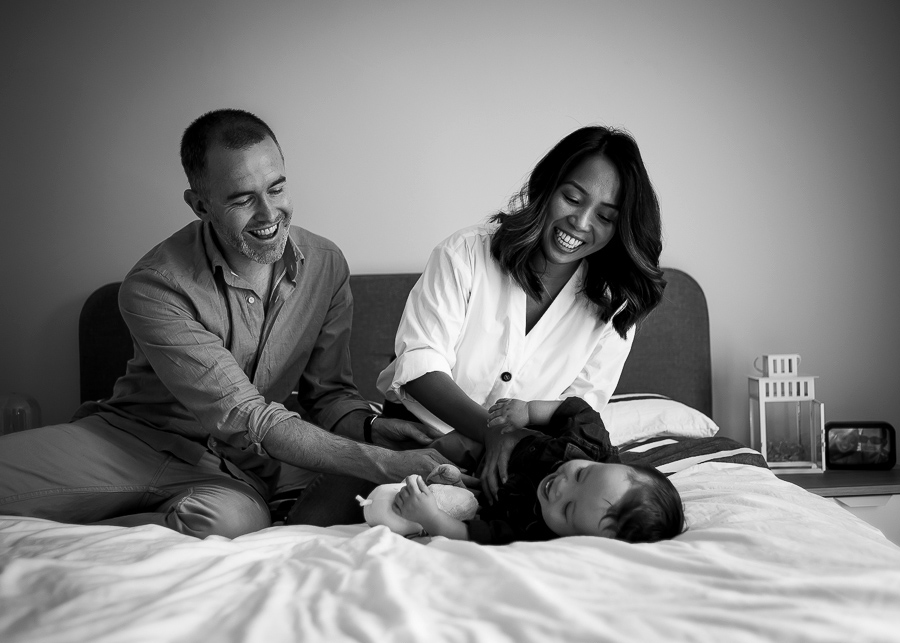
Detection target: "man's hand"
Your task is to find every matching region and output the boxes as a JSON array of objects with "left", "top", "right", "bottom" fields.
[
  {"left": 370, "top": 417, "right": 444, "bottom": 450},
  {"left": 487, "top": 398, "right": 530, "bottom": 431},
  {"left": 479, "top": 425, "right": 534, "bottom": 505},
  {"left": 392, "top": 474, "right": 441, "bottom": 525},
  {"left": 382, "top": 447, "right": 455, "bottom": 482}
]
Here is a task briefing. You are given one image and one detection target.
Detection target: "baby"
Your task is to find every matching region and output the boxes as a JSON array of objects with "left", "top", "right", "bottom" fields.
[{"left": 392, "top": 397, "right": 684, "bottom": 544}]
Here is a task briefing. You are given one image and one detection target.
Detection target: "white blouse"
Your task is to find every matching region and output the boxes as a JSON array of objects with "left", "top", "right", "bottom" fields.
[{"left": 376, "top": 223, "right": 633, "bottom": 432}]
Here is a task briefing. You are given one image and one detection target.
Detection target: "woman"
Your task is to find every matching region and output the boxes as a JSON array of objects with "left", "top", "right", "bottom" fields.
[{"left": 376, "top": 125, "right": 665, "bottom": 502}]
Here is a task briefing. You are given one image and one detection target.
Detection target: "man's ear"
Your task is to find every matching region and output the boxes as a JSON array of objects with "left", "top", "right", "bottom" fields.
[{"left": 184, "top": 189, "right": 207, "bottom": 220}]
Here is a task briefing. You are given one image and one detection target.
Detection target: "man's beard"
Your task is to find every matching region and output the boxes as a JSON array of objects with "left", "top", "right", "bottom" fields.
[{"left": 220, "top": 217, "right": 291, "bottom": 265}]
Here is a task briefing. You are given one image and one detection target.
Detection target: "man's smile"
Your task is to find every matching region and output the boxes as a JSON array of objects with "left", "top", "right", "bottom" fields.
[{"left": 247, "top": 222, "right": 279, "bottom": 240}]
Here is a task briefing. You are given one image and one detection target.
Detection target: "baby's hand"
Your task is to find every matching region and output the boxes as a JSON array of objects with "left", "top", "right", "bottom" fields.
[
  {"left": 392, "top": 475, "right": 441, "bottom": 525},
  {"left": 488, "top": 398, "right": 530, "bottom": 430}
]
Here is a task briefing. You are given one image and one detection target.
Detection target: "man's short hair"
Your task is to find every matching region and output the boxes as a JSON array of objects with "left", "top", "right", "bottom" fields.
[{"left": 180, "top": 109, "right": 282, "bottom": 194}]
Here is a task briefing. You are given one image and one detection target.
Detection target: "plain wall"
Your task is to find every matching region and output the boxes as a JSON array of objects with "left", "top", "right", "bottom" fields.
[{"left": 2, "top": 0, "right": 898, "bottom": 446}]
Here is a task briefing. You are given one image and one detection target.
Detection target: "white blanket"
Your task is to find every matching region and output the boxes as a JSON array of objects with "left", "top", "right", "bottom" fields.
[{"left": 2, "top": 463, "right": 899, "bottom": 643}]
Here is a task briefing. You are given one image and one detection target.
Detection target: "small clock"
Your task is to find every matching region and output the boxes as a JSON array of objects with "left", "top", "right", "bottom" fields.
[{"left": 825, "top": 421, "right": 896, "bottom": 471}]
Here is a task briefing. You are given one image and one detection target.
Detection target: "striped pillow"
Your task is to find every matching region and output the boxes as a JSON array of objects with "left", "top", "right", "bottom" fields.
[{"left": 619, "top": 435, "right": 768, "bottom": 474}]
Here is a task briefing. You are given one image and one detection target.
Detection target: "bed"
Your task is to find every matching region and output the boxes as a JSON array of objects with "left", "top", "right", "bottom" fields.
[{"left": 2, "top": 269, "right": 899, "bottom": 643}]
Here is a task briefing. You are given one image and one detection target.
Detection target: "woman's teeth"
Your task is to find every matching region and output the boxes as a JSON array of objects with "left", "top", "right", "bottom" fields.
[
  {"left": 249, "top": 223, "right": 278, "bottom": 240},
  {"left": 555, "top": 229, "right": 584, "bottom": 252}
]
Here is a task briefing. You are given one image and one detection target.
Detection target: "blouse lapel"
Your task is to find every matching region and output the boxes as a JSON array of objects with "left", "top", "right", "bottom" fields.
[{"left": 520, "top": 261, "right": 586, "bottom": 356}]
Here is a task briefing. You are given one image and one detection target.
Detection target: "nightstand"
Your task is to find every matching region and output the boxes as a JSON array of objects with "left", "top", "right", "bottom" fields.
[{"left": 777, "top": 469, "right": 900, "bottom": 546}]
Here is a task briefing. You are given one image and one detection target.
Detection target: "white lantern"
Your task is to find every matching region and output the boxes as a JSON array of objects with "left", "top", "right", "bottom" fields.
[{"left": 749, "top": 354, "right": 825, "bottom": 472}]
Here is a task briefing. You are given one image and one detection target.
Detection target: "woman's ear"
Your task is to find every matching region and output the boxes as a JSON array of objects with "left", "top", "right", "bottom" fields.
[{"left": 183, "top": 189, "right": 207, "bottom": 220}]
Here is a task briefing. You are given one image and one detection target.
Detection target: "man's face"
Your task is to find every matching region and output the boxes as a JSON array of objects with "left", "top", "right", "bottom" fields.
[{"left": 192, "top": 136, "right": 293, "bottom": 270}]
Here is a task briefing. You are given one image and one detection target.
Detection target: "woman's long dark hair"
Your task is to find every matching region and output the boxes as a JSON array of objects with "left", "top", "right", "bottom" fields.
[{"left": 490, "top": 126, "right": 665, "bottom": 337}]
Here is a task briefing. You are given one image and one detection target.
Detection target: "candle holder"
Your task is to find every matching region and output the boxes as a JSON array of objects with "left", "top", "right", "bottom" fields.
[{"left": 749, "top": 354, "right": 825, "bottom": 472}]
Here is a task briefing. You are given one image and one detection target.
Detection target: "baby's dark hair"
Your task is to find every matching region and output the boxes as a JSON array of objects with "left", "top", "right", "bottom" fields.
[{"left": 605, "top": 463, "right": 684, "bottom": 543}]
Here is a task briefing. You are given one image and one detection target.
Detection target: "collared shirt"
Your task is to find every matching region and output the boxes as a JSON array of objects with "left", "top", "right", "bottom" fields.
[
  {"left": 465, "top": 397, "right": 621, "bottom": 545},
  {"left": 376, "top": 223, "right": 633, "bottom": 431},
  {"left": 74, "top": 221, "right": 371, "bottom": 492}
]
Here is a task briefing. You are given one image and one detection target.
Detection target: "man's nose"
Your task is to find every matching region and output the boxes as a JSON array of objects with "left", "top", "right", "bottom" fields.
[{"left": 255, "top": 197, "right": 278, "bottom": 221}]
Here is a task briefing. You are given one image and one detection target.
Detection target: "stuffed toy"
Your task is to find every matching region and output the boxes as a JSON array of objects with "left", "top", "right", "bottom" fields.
[{"left": 356, "top": 464, "right": 478, "bottom": 537}]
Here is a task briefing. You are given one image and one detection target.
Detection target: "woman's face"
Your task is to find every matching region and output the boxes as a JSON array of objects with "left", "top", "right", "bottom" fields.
[{"left": 539, "top": 154, "right": 621, "bottom": 271}]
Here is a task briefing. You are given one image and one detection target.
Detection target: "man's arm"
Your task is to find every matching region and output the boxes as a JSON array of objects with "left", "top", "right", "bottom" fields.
[
  {"left": 263, "top": 417, "right": 453, "bottom": 484},
  {"left": 119, "top": 270, "right": 441, "bottom": 472},
  {"left": 330, "top": 409, "right": 445, "bottom": 450}
]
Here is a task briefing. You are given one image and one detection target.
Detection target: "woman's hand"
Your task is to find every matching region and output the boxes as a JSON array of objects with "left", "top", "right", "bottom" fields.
[
  {"left": 370, "top": 417, "right": 444, "bottom": 450},
  {"left": 392, "top": 475, "right": 441, "bottom": 526},
  {"left": 480, "top": 426, "right": 534, "bottom": 504},
  {"left": 487, "top": 398, "right": 530, "bottom": 431}
]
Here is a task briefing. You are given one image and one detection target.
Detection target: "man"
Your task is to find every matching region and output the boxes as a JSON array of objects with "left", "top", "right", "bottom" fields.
[{"left": 0, "top": 109, "right": 452, "bottom": 538}]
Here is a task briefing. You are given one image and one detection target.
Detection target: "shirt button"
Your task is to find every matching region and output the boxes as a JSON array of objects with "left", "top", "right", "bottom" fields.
[
  {"left": 500, "top": 372, "right": 512, "bottom": 382},
  {"left": 248, "top": 296, "right": 255, "bottom": 304}
]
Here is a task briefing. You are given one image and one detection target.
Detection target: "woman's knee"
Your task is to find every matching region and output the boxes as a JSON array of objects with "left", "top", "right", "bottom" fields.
[{"left": 163, "top": 485, "right": 270, "bottom": 539}]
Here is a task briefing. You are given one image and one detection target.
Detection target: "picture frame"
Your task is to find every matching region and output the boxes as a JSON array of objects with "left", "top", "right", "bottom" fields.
[{"left": 824, "top": 421, "right": 896, "bottom": 471}]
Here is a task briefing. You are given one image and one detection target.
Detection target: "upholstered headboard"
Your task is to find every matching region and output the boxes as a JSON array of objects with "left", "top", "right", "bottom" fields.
[{"left": 79, "top": 268, "right": 711, "bottom": 416}]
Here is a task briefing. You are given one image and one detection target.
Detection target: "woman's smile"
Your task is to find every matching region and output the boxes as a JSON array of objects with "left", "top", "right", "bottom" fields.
[{"left": 553, "top": 227, "right": 585, "bottom": 253}]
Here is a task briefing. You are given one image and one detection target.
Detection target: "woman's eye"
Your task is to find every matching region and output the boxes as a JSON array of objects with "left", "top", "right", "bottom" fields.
[{"left": 564, "top": 195, "right": 579, "bottom": 204}]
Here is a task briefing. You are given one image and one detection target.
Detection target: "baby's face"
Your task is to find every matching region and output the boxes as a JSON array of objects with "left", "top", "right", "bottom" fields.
[{"left": 537, "top": 460, "right": 633, "bottom": 538}]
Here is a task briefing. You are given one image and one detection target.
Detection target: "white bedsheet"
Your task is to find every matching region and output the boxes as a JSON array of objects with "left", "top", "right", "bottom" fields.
[{"left": 2, "top": 463, "right": 899, "bottom": 643}]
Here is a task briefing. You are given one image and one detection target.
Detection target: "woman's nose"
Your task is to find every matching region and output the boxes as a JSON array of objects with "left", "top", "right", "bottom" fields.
[{"left": 568, "top": 208, "right": 591, "bottom": 230}]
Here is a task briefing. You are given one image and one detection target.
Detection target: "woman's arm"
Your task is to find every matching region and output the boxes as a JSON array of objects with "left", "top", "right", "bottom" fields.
[
  {"left": 404, "top": 372, "right": 490, "bottom": 443},
  {"left": 487, "top": 398, "right": 565, "bottom": 430},
  {"left": 406, "top": 373, "right": 529, "bottom": 504}
]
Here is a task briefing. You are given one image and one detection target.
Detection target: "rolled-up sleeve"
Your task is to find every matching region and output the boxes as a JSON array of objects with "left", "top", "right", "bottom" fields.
[
  {"left": 119, "top": 269, "right": 300, "bottom": 455},
  {"left": 379, "top": 238, "right": 473, "bottom": 398}
]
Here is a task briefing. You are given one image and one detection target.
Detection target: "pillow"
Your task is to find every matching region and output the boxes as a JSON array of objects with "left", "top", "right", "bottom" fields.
[{"left": 600, "top": 394, "right": 719, "bottom": 447}]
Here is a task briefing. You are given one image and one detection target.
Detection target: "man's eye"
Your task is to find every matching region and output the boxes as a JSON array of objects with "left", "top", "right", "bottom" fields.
[
  {"left": 270, "top": 186, "right": 284, "bottom": 196},
  {"left": 233, "top": 198, "right": 252, "bottom": 207}
]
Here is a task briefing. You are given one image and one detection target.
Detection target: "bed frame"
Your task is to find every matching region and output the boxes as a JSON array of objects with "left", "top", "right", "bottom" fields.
[{"left": 79, "top": 268, "right": 711, "bottom": 416}]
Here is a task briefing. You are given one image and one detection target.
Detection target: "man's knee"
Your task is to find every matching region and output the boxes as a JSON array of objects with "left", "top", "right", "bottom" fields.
[{"left": 162, "top": 485, "right": 270, "bottom": 539}]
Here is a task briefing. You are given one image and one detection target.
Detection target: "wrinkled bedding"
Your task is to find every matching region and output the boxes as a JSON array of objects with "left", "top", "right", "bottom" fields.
[{"left": 2, "top": 462, "right": 899, "bottom": 643}]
